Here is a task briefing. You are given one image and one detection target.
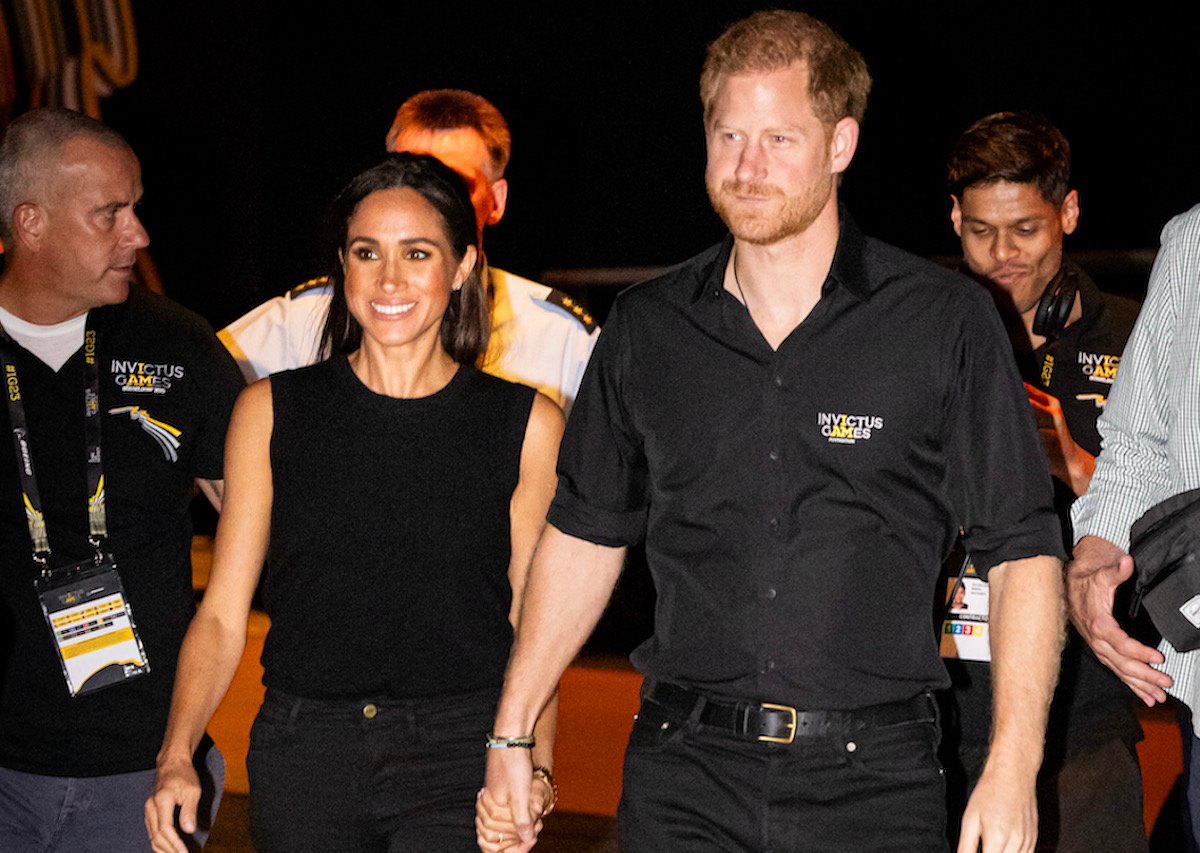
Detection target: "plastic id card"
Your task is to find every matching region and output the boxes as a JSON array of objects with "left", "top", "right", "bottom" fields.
[
  {"left": 36, "top": 560, "right": 150, "bottom": 697},
  {"left": 939, "top": 565, "right": 990, "bottom": 662}
]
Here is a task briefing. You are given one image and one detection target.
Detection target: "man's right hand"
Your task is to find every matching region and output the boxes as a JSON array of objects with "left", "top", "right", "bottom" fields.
[
  {"left": 144, "top": 753, "right": 201, "bottom": 853},
  {"left": 478, "top": 747, "right": 540, "bottom": 852},
  {"left": 1067, "top": 535, "right": 1171, "bottom": 705}
]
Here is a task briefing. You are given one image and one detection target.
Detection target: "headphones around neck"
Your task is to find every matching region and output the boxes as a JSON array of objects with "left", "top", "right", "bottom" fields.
[{"left": 1031, "top": 265, "right": 1079, "bottom": 340}]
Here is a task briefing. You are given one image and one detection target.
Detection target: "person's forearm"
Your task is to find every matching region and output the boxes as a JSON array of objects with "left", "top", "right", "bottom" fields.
[
  {"left": 493, "top": 526, "right": 625, "bottom": 737},
  {"left": 984, "top": 555, "right": 1064, "bottom": 779},
  {"left": 156, "top": 606, "right": 247, "bottom": 764},
  {"left": 530, "top": 690, "right": 558, "bottom": 772},
  {"left": 1065, "top": 447, "right": 1095, "bottom": 497}
]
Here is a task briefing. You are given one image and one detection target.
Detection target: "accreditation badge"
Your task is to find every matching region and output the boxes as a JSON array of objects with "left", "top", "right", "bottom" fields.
[
  {"left": 35, "top": 559, "right": 150, "bottom": 697},
  {"left": 939, "top": 561, "right": 990, "bottom": 662}
]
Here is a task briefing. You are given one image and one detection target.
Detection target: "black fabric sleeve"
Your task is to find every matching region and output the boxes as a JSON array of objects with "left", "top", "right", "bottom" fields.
[
  {"left": 547, "top": 297, "right": 649, "bottom": 546},
  {"left": 948, "top": 291, "right": 1066, "bottom": 576}
]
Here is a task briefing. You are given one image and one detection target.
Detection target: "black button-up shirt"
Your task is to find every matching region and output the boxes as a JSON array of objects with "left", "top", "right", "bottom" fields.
[{"left": 548, "top": 212, "right": 1064, "bottom": 710}]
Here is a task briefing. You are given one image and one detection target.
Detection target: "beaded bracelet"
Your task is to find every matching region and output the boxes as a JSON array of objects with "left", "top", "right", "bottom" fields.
[{"left": 486, "top": 733, "right": 535, "bottom": 749}]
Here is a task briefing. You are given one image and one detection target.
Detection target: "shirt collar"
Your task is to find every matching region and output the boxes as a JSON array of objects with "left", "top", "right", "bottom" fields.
[
  {"left": 689, "top": 204, "right": 871, "bottom": 306},
  {"left": 1063, "top": 256, "right": 1104, "bottom": 326},
  {"left": 826, "top": 205, "right": 871, "bottom": 302}
]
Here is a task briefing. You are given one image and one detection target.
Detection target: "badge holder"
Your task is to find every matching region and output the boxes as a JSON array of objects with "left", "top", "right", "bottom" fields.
[
  {"left": 939, "top": 554, "right": 991, "bottom": 662},
  {"left": 4, "top": 321, "right": 150, "bottom": 698},
  {"left": 35, "top": 549, "right": 150, "bottom": 698}
]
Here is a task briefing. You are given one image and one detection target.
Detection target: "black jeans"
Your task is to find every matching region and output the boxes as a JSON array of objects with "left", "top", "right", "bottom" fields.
[
  {"left": 618, "top": 688, "right": 948, "bottom": 852},
  {"left": 247, "top": 687, "right": 497, "bottom": 853}
]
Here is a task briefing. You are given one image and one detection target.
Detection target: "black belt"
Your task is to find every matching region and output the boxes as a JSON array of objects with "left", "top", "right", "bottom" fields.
[{"left": 644, "top": 682, "right": 935, "bottom": 745}]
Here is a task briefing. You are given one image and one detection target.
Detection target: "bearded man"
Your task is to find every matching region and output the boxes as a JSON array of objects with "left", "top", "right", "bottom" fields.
[{"left": 478, "top": 10, "right": 1066, "bottom": 853}]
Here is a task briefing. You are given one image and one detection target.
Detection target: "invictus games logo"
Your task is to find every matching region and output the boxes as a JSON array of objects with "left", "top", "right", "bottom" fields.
[
  {"left": 1079, "top": 352, "right": 1119, "bottom": 384},
  {"left": 109, "top": 406, "right": 182, "bottom": 462},
  {"left": 111, "top": 359, "right": 184, "bottom": 394},
  {"left": 818, "top": 412, "right": 884, "bottom": 444}
]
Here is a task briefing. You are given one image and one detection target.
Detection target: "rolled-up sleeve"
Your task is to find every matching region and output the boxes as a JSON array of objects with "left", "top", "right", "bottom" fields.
[
  {"left": 948, "top": 291, "right": 1066, "bottom": 576},
  {"left": 547, "top": 298, "right": 649, "bottom": 547}
]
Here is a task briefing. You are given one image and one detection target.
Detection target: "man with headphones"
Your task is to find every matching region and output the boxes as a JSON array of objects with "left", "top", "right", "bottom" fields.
[{"left": 945, "top": 111, "right": 1146, "bottom": 852}]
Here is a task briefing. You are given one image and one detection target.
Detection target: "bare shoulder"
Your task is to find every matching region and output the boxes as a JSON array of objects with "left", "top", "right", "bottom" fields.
[
  {"left": 231, "top": 376, "right": 275, "bottom": 430},
  {"left": 527, "top": 392, "right": 566, "bottom": 441},
  {"left": 519, "top": 392, "right": 565, "bottom": 472}
]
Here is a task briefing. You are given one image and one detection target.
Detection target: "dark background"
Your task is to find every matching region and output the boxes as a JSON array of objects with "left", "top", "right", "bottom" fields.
[{"left": 89, "top": 1, "right": 1197, "bottom": 329}]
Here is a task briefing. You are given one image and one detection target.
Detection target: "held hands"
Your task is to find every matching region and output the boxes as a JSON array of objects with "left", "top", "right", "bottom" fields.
[
  {"left": 144, "top": 752, "right": 202, "bottom": 853},
  {"left": 1067, "top": 535, "right": 1170, "bottom": 705},
  {"left": 1023, "top": 384, "right": 1095, "bottom": 496},
  {"left": 476, "top": 751, "right": 553, "bottom": 852}
]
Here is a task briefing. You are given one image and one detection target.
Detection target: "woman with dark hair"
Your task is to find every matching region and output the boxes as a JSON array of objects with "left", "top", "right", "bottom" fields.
[{"left": 145, "top": 153, "right": 562, "bottom": 852}]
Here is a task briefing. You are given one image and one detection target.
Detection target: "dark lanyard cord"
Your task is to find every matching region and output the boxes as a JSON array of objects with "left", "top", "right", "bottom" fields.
[{"left": 0, "top": 316, "right": 107, "bottom": 577}]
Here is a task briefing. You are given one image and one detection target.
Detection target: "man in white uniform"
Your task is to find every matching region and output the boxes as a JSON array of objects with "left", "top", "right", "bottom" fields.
[{"left": 219, "top": 89, "right": 598, "bottom": 414}]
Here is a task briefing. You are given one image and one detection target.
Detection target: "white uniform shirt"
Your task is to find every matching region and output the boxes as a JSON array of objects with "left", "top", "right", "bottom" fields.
[
  {"left": 1071, "top": 203, "right": 1200, "bottom": 725},
  {"left": 219, "top": 267, "right": 599, "bottom": 416}
]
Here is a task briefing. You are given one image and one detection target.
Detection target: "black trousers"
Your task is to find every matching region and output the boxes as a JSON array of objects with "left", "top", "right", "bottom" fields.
[
  {"left": 246, "top": 687, "right": 497, "bottom": 853},
  {"left": 950, "top": 732, "right": 1148, "bottom": 853},
  {"left": 618, "top": 689, "right": 948, "bottom": 853}
]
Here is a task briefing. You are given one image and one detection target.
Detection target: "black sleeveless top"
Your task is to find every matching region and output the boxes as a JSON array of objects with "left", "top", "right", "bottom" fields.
[{"left": 262, "top": 356, "right": 535, "bottom": 699}]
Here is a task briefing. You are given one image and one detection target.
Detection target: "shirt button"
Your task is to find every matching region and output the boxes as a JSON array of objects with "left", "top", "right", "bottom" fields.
[
  {"left": 768, "top": 449, "right": 779, "bottom": 461},
  {"left": 362, "top": 703, "right": 378, "bottom": 719},
  {"left": 760, "top": 658, "right": 775, "bottom": 673},
  {"left": 773, "top": 374, "right": 783, "bottom": 387},
  {"left": 764, "top": 587, "right": 777, "bottom": 600},
  {"left": 768, "top": 517, "right": 779, "bottom": 529}
]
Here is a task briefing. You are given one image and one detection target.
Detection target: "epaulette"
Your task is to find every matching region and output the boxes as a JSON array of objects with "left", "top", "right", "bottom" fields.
[
  {"left": 543, "top": 288, "right": 598, "bottom": 333},
  {"left": 287, "top": 276, "right": 331, "bottom": 299}
]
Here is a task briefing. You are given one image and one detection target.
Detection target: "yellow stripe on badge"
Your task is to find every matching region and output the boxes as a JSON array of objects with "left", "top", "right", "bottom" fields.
[
  {"left": 50, "top": 599, "right": 122, "bottom": 628},
  {"left": 61, "top": 627, "right": 138, "bottom": 660}
]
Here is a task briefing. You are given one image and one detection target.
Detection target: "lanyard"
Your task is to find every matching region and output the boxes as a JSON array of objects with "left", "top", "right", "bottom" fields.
[{"left": 0, "top": 315, "right": 107, "bottom": 576}]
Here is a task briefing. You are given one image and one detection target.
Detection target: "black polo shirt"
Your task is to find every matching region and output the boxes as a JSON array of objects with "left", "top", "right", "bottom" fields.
[
  {"left": 549, "top": 211, "right": 1064, "bottom": 711},
  {"left": 1027, "top": 260, "right": 1141, "bottom": 461},
  {"left": 0, "top": 286, "right": 243, "bottom": 775}
]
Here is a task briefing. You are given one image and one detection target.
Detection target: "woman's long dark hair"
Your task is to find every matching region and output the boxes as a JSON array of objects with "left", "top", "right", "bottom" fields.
[{"left": 319, "top": 152, "right": 488, "bottom": 364}]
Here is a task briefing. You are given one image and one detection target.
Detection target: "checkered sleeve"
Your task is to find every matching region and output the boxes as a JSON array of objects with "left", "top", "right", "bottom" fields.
[{"left": 1069, "top": 204, "right": 1200, "bottom": 722}]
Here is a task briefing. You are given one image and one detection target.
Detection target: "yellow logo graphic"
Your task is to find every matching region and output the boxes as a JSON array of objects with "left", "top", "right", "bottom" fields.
[
  {"left": 1040, "top": 354, "right": 1055, "bottom": 387},
  {"left": 109, "top": 407, "right": 182, "bottom": 462},
  {"left": 21, "top": 492, "right": 50, "bottom": 553},
  {"left": 1076, "top": 393, "right": 1108, "bottom": 409},
  {"left": 817, "top": 412, "right": 884, "bottom": 444},
  {"left": 1079, "top": 352, "right": 1119, "bottom": 384},
  {"left": 5, "top": 364, "right": 19, "bottom": 402},
  {"left": 89, "top": 474, "right": 106, "bottom": 516}
]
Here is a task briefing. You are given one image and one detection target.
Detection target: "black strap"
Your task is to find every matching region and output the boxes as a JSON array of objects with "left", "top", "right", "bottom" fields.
[
  {"left": 0, "top": 314, "right": 107, "bottom": 574},
  {"left": 645, "top": 681, "right": 935, "bottom": 740}
]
